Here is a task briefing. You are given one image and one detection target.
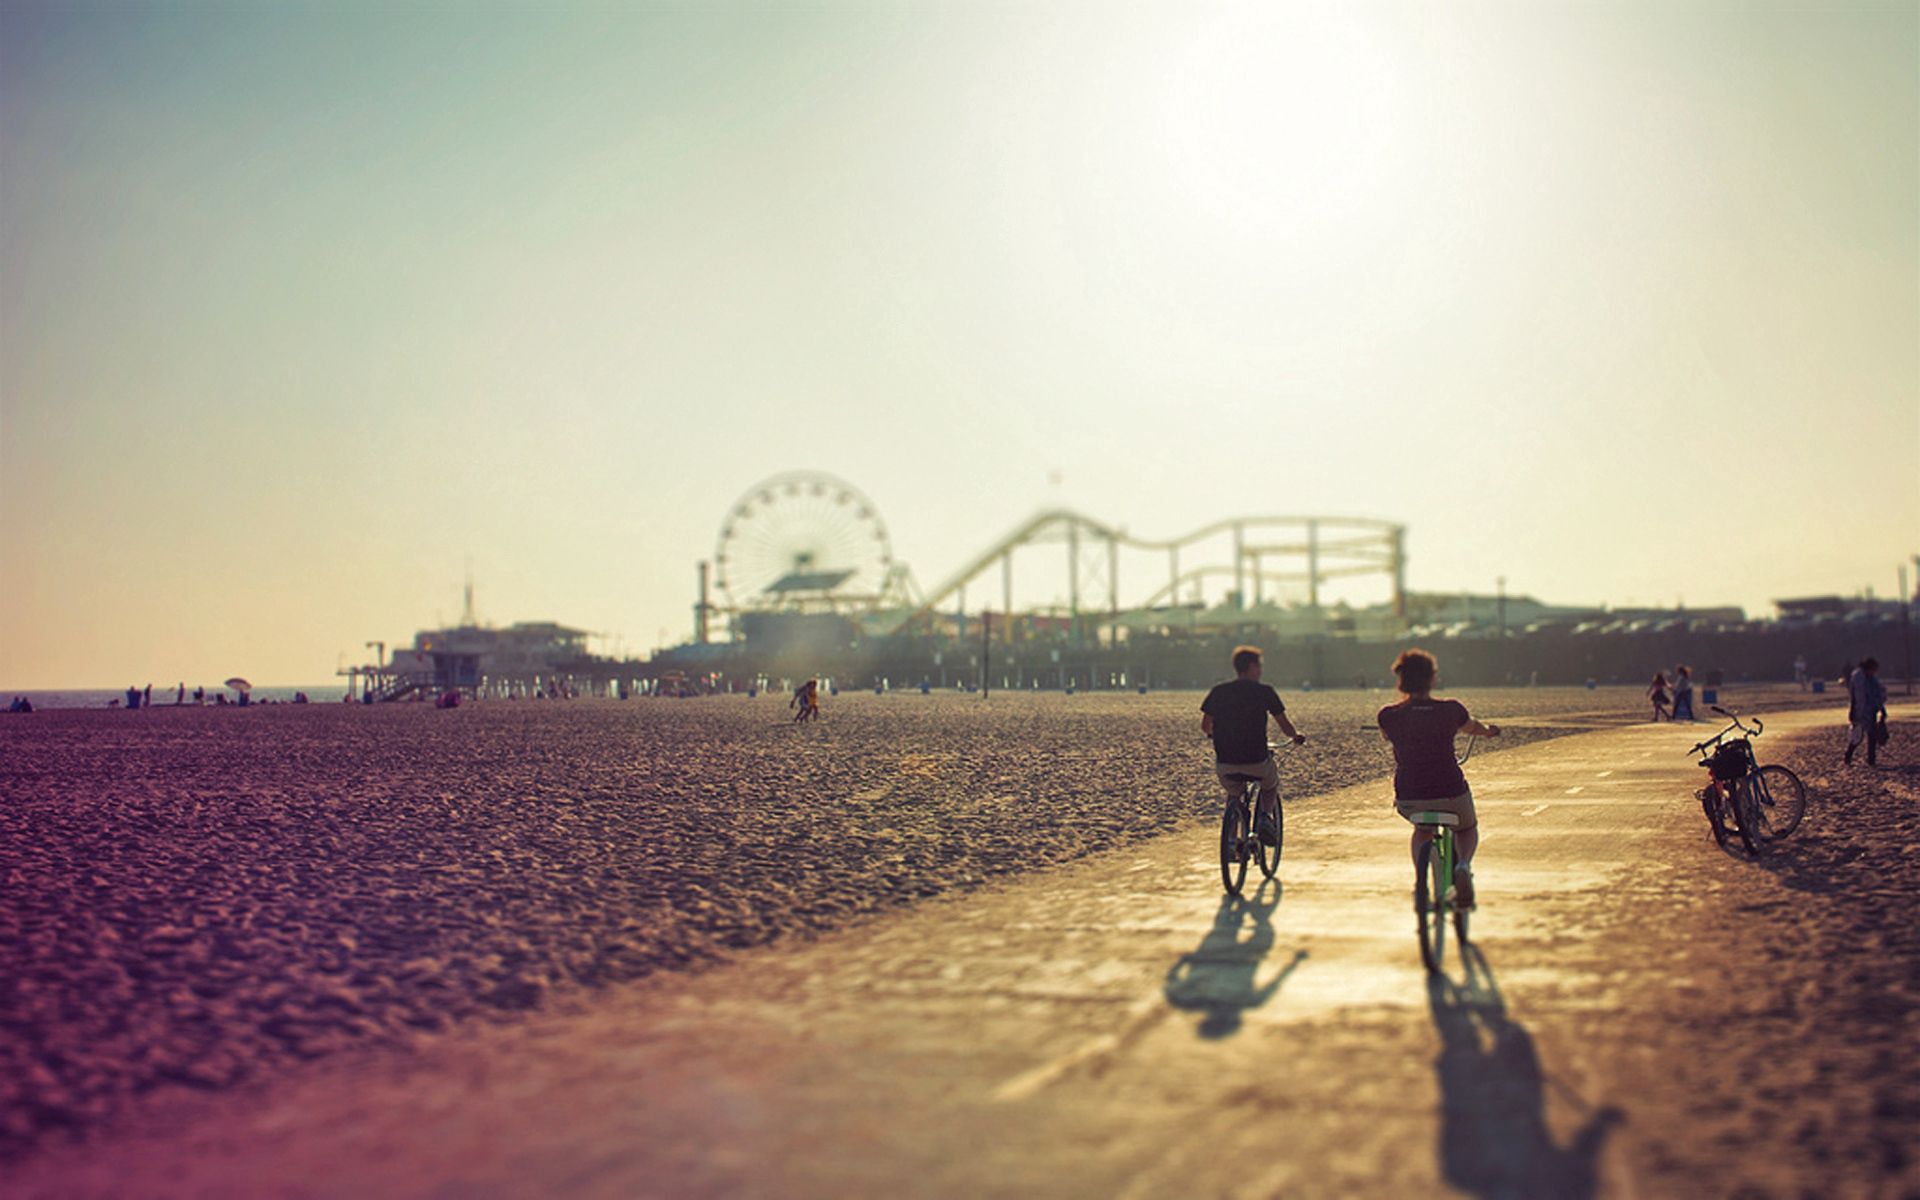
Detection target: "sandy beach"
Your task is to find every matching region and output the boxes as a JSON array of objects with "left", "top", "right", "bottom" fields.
[
  {"left": 7, "top": 683, "right": 1910, "bottom": 1193},
  {"left": 1, "top": 685, "right": 1668, "bottom": 1158},
  {"left": 3, "top": 687, "right": 1911, "bottom": 1197}
]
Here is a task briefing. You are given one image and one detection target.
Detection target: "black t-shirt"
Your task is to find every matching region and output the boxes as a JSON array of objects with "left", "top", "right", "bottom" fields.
[
  {"left": 1378, "top": 698, "right": 1469, "bottom": 801},
  {"left": 1201, "top": 678, "right": 1287, "bottom": 763}
]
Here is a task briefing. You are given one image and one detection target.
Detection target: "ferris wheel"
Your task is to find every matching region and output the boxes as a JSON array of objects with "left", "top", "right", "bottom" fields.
[{"left": 714, "top": 471, "right": 894, "bottom": 610}]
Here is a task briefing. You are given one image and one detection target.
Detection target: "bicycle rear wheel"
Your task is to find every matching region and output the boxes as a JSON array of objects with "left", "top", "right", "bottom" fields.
[
  {"left": 1219, "top": 798, "right": 1249, "bottom": 896},
  {"left": 1731, "top": 777, "right": 1762, "bottom": 856},
  {"left": 1749, "top": 765, "right": 1807, "bottom": 839},
  {"left": 1699, "top": 786, "right": 1728, "bottom": 846},
  {"left": 1257, "top": 794, "right": 1283, "bottom": 880},
  {"left": 1415, "top": 839, "right": 1447, "bottom": 973}
]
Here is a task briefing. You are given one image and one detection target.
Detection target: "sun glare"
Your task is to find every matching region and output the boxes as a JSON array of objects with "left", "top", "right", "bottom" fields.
[{"left": 1161, "top": 6, "right": 1398, "bottom": 239}]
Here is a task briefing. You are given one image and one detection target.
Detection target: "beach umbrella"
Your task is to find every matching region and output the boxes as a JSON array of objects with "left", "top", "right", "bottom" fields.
[{"left": 224, "top": 677, "right": 252, "bottom": 693}]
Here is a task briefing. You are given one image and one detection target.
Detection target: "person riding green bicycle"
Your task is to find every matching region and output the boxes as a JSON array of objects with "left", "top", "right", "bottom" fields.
[
  {"left": 1379, "top": 649, "right": 1499, "bottom": 909},
  {"left": 1202, "top": 646, "right": 1306, "bottom": 846}
]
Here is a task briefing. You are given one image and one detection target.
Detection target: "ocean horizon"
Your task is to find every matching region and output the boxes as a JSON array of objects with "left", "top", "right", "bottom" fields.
[{"left": 4, "top": 685, "right": 354, "bottom": 710}]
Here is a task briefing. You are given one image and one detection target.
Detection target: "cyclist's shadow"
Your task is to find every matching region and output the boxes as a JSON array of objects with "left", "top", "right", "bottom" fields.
[
  {"left": 1163, "top": 879, "right": 1306, "bottom": 1039},
  {"left": 1428, "top": 945, "right": 1624, "bottom": 1199}
]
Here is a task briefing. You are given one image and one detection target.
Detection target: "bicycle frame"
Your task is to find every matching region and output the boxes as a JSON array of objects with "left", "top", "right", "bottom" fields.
[
  {"left": 1217, "top": 741, "right": 1298, "bottom": 896},
  {"left": 1223, "top": 742, "right": 1298, "bottom": 824},
  {"left": 1691, "top": 706, "right": 1766, "bottom": 852}
]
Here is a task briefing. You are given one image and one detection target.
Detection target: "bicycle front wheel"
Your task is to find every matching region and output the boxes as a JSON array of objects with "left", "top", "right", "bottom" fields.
[
  {"left": 1257, "top": 798, "right": 1283, "bottom": 880},
  {"left": 1415, "top": 840, "right": 1447, "bottom": 973},
  {"left": 1220, "top": 799, "right": 1249, "bottom": 897},
  {"left": 1749, "top": 765, "right": 1807, "bottom": 839}
]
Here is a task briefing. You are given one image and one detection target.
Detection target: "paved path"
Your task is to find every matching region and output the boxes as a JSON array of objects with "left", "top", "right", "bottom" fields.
[{"left": 15, "top": 705, "right": 1893, "bottom": 1199}]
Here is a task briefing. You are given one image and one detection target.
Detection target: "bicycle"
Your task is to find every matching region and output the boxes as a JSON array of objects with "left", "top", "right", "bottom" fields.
[
  {"left": 1408, "top": 734, "right": 1478, "bottom": 973},
  {"left": 1218, "top": 742, "right": 1295, "bottom": 897},
  {"left": 1690, "top": 705, "right": 1806, "bottom": 854}
]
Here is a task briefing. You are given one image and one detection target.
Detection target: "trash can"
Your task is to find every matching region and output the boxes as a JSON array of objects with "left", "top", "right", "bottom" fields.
[
  {"left": 1811, "top": 679, "right": 1825, "bottom": 694},
  {"left": 1702, "top": 688, "right": 1718, "bottom": 706}
]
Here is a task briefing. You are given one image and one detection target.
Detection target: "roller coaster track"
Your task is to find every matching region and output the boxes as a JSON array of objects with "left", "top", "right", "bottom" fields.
[{"left": 886, "top": 509, "right": 1405, "bottom": 634}]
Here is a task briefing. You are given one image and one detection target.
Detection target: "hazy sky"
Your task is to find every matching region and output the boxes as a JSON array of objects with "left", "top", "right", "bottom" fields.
[{"left": 3, "top": 0, "right": 1915, "bottom": 687}]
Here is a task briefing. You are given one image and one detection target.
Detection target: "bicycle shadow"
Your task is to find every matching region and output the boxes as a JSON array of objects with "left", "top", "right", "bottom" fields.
[
  {"left": 1428, "top": 944, "right": 1624, "bottom": 1199},
  {"left": 1162, "top": 879, "right": 1305, "bottom": 1039}
]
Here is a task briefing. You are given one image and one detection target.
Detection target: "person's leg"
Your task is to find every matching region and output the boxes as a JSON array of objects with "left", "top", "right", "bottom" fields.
[
  {"left": 1255, "top": 757, "right": 1281, "bottom": 825},
  {"left": 1409, "top": 824, "right": 1434, "bottom": 867},
  {"left": 1214, "top": 769, "right": 1241, "bottom": 809},
  {"left": 1453, "top": 823, "right": 1480, "bottom": 906}
]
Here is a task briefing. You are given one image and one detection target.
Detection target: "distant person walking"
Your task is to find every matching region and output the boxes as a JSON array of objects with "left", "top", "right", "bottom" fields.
[
  {"left": 175, "top": 682, "right": 185, "bottom": 705},
  {"left": 1845, "top": 657, "right": 1888, "bottom": 766},
  {"left": 124, "top": 684, "right": 140, "bottom": 710},
  {"left": 1647, "top": 673, "right": 1670, "bottom": 722},
  {"left": 1793, "top": 654, "right": 1809, "bottom": 691},
  {"left": 1670, "top": 666, "right": 1695, "bottom": 721},
  {"left": 143, "top": 683, "right": 153, "bottom": 708},
  {"left": 1201, "top": 646, "right": 1306, "bottom": 848},
  {"left": 790, "top": 678, "right": 821, "bottom": 723}
]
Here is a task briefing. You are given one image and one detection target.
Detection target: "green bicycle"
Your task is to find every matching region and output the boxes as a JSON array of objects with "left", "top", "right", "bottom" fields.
[{"left": 1409, "top": 734, "right": 1478, "bottom": 973}]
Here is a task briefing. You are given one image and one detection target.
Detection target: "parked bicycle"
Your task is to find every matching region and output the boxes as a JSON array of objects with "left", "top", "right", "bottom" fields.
[
  {"left": 1218, "top": 741, "right": 1296, "bottom": 896},
  {"left": 1408, "top": 733, "right": 1479, "bottom": 973},
  {"left": 1690, "top": 706, "right": 1806, "bottom": 855}
]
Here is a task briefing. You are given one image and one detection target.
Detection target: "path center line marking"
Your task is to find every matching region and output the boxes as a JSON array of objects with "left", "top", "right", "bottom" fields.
[
  {"left": 1522, "top": 804, "right": 1550, "bottom": 816},
  {"left": 991, "top": 994, "right": 1164, "bottom": 1103},
  {"left": 1596, "top": 770, "right": 1614, "bottom": 778},
  {"left": 1564, "top": 785, "right": 1585, "bottom": 795}
]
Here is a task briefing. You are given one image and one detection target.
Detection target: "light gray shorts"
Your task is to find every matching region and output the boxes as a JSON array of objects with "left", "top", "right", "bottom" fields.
[
  {"left": 1395, "top": 785, "right": 1476, "bottom": 830},
  {"left": 1215, "top": 757, "right": 1280, "bottom": 796}
]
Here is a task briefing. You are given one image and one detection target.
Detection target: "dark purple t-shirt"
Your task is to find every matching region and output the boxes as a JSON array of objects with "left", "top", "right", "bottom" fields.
[{"left": 1378, "top": 698, "right": 1470, "bottom": 801}]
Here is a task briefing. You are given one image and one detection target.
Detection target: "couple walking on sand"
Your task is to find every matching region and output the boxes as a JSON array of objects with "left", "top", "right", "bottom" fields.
[
  {"left": 1648, "top": 667, "right": 1696, "bottom": 722},
  {"left": 1200, "top": 645, "right": 1500, "bottom": 909}
]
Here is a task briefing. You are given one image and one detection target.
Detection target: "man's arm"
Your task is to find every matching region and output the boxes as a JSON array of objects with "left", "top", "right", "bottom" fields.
[
  {"left": 1461, "top": 715, "right": 1502, "bottom": 738},
  {"left": 1271, "top": 711, "right": 1306, "bottom": 744},
  {"left": 1201, "top": 713, "right": 1214, "bottom": 736}
]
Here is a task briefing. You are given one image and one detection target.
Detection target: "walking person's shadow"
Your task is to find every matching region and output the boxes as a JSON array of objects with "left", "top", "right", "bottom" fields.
[
  {"left": 1163, "top": 880, "right": 1306, "bottom": 1039},
  {"left": 1428, "top": 945, "right": 1624, "bottom": 1199}
]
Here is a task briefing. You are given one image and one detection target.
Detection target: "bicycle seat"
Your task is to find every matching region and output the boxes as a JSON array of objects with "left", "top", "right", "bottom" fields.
[
  {"left": 1220, "top": 773, "right": 1263, "bottom": 784},
  {"left": 1407, "top": 811, "right": 1460, "bottom": 827}
]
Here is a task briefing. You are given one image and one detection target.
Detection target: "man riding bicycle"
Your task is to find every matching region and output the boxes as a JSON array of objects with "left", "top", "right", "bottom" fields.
[{"left": 1202, "top": 646, "right": 1306, "bottom": 845}]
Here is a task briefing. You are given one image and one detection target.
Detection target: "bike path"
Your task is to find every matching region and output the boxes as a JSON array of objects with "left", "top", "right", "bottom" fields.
[{"left": 13, "top": 705, "right": 1879, "bottom": 1199}]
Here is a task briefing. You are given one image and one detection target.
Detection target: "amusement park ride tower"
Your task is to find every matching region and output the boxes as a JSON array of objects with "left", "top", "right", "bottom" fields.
[{"left": 695, "top": 471, "right": 1408, "bottom": 646}]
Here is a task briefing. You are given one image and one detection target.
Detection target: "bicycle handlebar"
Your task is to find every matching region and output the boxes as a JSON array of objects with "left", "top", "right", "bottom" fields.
[{"left": 1689, "top": 709, "right": 1763, "bottom": 757}]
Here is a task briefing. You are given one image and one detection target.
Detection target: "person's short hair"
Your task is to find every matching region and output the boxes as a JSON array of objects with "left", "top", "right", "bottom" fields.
[
  {"left": 1392, "top": 648, "right": 1437, "bottom": 693},
  {"left": 1231, "top": 645, "right": 1263, "bottom": 675},
  {"left": 1861, "top": 657, "right": 1879, "bottom": 671}
]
